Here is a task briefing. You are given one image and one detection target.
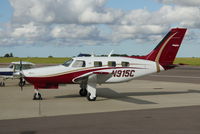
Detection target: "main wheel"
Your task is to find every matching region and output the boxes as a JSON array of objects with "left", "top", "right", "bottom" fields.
[
  {"left": 87, "top": 93, "right": 96, "bottom": 101},
  {"left": 33, "top": 93, "right": 43, "bottom": 100},
  {"left": 79, "top": 89, "right": 87, "bottom": 96}
]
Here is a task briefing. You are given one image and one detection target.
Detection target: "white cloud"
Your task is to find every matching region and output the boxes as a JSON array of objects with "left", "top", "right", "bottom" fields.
[
  {"left": 110, "top": 25, "right": 168, "bottom": 43},
  {"left": 51, "top": 24, "right": 100, "bottom": 39},
  {"left": 154, "top": 6, "right": 200, "bottom": 28},
  {"left": 79, "top": 8, "right": 123, "bottom": 24},
  {"left": 9, "top": 0, "right": 122, "bottom": 24},
  {"left": 0, "top": 0, "right": 199, "bottom": 47},
  {"left": 156, "top": 0, "right": 200, "bottom": 7},
  {"left": 12, "top": 22, "right": 46, "bottom": 38}
]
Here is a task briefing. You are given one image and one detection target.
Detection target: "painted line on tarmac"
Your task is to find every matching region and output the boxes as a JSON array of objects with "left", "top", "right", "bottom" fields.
[{"left": 150, "top": 75, "right": 200, "bottom": 79}]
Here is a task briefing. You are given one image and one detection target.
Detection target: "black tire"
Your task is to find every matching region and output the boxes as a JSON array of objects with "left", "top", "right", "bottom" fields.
[
  {"left": 33, "top": 93, "right": 43, "bottom": 100},
  {"left": 87, "top": 93, "right": 96, "bottom": 101},
  {"left": 79, "top": 89, "right": 87, "bottom": 96}
]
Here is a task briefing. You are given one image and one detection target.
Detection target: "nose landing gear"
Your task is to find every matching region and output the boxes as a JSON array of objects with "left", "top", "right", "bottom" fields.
[{"left": 33, "top": 89, "right": 43, "bottom": 100}]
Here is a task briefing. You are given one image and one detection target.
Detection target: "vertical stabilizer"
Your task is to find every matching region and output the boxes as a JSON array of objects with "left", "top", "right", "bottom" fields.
[{"left": 130, "top": 28, "right": 187, "bottom": 70}]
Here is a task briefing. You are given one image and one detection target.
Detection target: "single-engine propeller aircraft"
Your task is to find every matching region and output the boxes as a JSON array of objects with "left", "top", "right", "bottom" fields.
[
  {"left": 0, "top": 61, "right": 35, "bottom": 87},
  {"left": 19, "top": 28, "right": 187, "bottom": 101}
]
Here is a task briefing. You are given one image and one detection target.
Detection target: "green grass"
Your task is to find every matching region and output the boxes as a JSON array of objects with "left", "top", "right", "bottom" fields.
[
  {"left": 0, "top": 57, "right": 200, "bottom": 66},
  {"left": 174, "top": 58, "right": 200, "bottom": 66},
  {"left": 0, "top": 57, "right": 70, "bottom": 64}
]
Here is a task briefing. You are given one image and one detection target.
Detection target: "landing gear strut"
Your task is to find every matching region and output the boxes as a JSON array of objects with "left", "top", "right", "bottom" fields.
[
  {"left": 18, "top": 80, "right": 26, "bottom": 87},
  {"left": 86, "top": 74, "right": 97, "bottom": 101},
  {"left": 33, "top": 89, "right": 43, "bottom": 100},
  {"left": 79, "top": 75, "right": 97, "bottom": 101},
  {"left": 0, "top": 82, "right": 5, "bottom": 87}
]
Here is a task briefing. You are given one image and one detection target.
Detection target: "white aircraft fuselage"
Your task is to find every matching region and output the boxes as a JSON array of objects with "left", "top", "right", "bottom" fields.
[
  {"left": 21, "top": 28, "right": 187, "bottom": 101},
  {"left": 23, "top": 57, "right": 163, "bottom": 86}
]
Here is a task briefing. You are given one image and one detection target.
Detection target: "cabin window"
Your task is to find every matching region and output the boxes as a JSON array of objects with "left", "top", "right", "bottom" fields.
[
  {"left": 121, "top": 62, "right": 130, "bottom": 67},
  {"left": 94, "top": 61, "right": 102, "bottom": 67},
  {"left": 9, "top": 63, "right": 34, "bottom": 71},
  {"left": 72, "top": 60, "right": 86, "bottom": 67},
  {"left": 15, "top": 65, "right": 21, "bottom": 70},
  {"left": 63, "top": 59, "right": 73, "bottom": 67},
  {"left": 108, "top": 61, "right": 116, "bottom": 67},
  {"left": 14, "top": 65, "right": 32, "bottom": 70}
]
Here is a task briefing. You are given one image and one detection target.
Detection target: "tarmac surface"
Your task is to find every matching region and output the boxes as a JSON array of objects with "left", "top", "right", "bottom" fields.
[{"left": 0, "top": 65, "right": 200, "bottom": 134}]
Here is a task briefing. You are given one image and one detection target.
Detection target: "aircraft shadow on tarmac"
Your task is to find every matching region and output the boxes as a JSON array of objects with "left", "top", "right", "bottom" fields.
[{"left": 55, "top": 88, "right": 200, "bottom": 104}]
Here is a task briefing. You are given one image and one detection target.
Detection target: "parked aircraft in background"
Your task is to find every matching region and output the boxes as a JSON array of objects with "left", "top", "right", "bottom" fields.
[
  {"left": 19, "top": 28, "right": 187, "bottom": 101},
  {"left": 0, "top": 61, "right": 35, "bottom": 87}
]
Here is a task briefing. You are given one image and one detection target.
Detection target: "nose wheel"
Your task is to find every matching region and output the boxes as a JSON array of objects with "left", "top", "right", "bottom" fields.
[{"left": 33, "top": 89, "right": 43, "bottom": 100}]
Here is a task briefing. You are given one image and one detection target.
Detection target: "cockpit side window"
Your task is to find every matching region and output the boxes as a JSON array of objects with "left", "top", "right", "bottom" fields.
[
  {"left": 63, "top": 59, "right": 73, "bottom": 67},
  {"left": 108, "top": 61, "right": 116, "bottom": 67},
  {"left": 121, "top": 62, "right": 130, "bottom": 67},
  {"left": 14, "top": 65, "right": 20, "bottom": 70},
  {"left": 22, "top": 65, "right": 32, "bottom": 69},
  {"left": 94, "top": 61, "right": 102, "bottom": 67},
  {"left": 72, "top": 60, "right": 86, "bottom": 67},
  {"left": 9, "top": 64, "right": 33, "bottom": 70}
]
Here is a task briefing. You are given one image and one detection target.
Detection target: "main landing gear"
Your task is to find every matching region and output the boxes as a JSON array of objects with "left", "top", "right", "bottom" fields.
[
  {"left": 0, "top": 82, "right": 5, "bottom": 87},
  {"left": 79, "top": 88, "right": 87, "bottom": 96},
  {"left": 0, "top": 78, "right": 6, "bottom": 87},
  {"left": 33, "top": 89, "right": 43, "bottom": 100},
  {"left": 79, "top": 74, "right": 97, "bottom": 101},
  {"left": 79, "top": 88, "right": 96, "bottom": 101}
]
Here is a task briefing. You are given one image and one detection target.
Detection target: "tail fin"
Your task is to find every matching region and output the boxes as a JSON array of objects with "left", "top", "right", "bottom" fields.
[{"left": 131, "top": 28, "right": 187, "bottom": 70}]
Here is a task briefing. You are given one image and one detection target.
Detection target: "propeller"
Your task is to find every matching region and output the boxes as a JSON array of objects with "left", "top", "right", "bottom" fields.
[{"left": 19, "top": 60, "right": 24, "bottom": 91}]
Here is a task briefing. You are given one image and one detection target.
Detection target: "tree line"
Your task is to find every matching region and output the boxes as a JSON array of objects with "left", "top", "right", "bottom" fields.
[{"left": 3, "top": 53, "right": 14, "bottom": 57}]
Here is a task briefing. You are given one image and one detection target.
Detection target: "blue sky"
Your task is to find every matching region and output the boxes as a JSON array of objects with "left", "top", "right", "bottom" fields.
[
  {"left": 0, "top": 0, "right": 12, "bottom": 23},
  {"left": 106, "top": 0, "right": 162, "bottom": 11},
  {"left": 0, "top": 0, "right": 200, "bottom": 57}
]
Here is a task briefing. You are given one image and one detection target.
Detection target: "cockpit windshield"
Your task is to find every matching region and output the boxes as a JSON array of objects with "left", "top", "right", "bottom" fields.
[{"left": 63, "top": 59, "right": 73, "bottom": 67}]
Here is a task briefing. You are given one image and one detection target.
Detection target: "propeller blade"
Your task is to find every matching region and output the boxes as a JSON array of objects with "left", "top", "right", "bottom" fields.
[
  {"left": 19, "top": 60, "right": 23, "bottom": 91},
  {"left": 20, "top": 60, "right": 22, "bottom": 71},
  {"left": 20, "top": 77, "right": 23, "bottom": 91}
]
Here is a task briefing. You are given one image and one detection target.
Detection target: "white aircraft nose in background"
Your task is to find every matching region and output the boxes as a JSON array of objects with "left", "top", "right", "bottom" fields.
[{"left": 0, "top": 61, "right": 35, "bottom": 87}]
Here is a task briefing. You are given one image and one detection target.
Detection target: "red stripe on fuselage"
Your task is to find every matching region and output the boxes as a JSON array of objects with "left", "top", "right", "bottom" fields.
[{"left": 24, "top": 67, "right": 145, "bottom": 88}]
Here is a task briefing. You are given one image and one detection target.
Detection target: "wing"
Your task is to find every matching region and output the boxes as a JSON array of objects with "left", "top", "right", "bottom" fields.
[{"left": 72, "top": 70, "right": 113, "bottom": 84}]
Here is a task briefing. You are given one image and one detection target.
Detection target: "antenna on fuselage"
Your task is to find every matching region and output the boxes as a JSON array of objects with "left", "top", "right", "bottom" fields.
[
  {"left": 108, "top": 50, "right": 113, "bottom": 57},
  {"left": 91, "top": 52, "right": 95, "bottom": 57}
]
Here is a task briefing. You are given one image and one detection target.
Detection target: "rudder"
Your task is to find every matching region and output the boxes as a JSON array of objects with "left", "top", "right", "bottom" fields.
[{"left": 145, "top": 28, "right": 187, "bottom": 69}]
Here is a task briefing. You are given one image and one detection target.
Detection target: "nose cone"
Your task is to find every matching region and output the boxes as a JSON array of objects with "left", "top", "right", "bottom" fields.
[
  {"left": 22, "top": 68, "right": 42, "bottom": 78},
  {"left": 13, "top": 71, "right": 20, "bottom": 77}
]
